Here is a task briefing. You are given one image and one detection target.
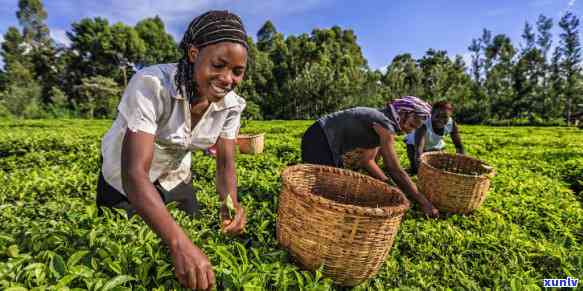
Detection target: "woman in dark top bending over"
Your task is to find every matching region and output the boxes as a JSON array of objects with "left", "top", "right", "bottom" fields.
[{"left": 301, "top": 96, "right": 439, "bottom": 218}]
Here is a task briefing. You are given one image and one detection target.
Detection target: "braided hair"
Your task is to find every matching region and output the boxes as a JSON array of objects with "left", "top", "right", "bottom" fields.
[{"left": 175, "top": 10, "right": 248, "bottom": 103}]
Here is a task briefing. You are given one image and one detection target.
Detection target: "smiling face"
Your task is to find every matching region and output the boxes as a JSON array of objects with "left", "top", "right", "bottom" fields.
[
  {"left": 431, "top": 108, "right": 453, "bottom": 129},
  {"left": 188, "top": 42, "right": 248, "bottom": 103}
]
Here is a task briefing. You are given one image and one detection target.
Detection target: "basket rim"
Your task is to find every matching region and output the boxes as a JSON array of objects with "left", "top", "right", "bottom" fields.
[
  {"left": 419, "top": 152, "right": 495, "bottom": 178},
  {"left": 281, "top": 164, "right": 410, "bottom": 217}
]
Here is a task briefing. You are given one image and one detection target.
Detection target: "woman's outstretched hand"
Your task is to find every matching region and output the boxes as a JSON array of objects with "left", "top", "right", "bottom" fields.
[
  {"left": 220, "top": 198, "right": 247, "bottom": 235},
  {"left": 420, "top": 201, "right": 440, "bottom": 218},
  {"left": 169, "top": 236, "right": 215, "bottom": 290}
]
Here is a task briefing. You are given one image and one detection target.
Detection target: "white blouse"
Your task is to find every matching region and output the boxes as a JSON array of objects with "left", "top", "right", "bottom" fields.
[
  {"left": 405, "top": 117, "right": 453, "bottom": 150},
  {"left": 101, "top": 63, "right": 246, "bottom": 195}
]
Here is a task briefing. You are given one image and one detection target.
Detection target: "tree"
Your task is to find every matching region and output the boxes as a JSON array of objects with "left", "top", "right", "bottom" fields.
[
  {"left": 16, "top": 0, "right": 50, "bottom": 46},
  {"left": 237, "top": 36, "right": 274, "bottom": 120},
  {"left": 73, "top": 76, "right": 121, "bottom": 118},
  {"left": 484, "top": 34, "right": 516, "bottom": 119},
  {"left": 536, "top": 15, "right": 553, "bottom": 60},
  {"left": 257, "top": 20, "right": 277, "bottom": 52},
  {"left": 257, "top": 25, "right": 371, "bottom": 119},
  {"left": 0, "top": 69, "right": 6, "bottom": 92},
  {"left": 468, "top": 38, "right": 482, "bottom": 84},
  {"left": 0, "top": 22, "right": 44, "bottom": 117},
  {"left": 480, "top": 29, "right": 493, "bottom": 77},
  {"left": 536, "top": 14, "right": 554, "bottom": 117},
  {"left": 110, "top": 22, "right": 147, "bottom": 86},
  {"left": 549, "top": 46, "right": 564, "bottom": 118},
  {"left": 15, "top": 0, "right": 61, "bottom": 103},
  {"left": 135, "top": 16, "right": 180, "bottom": 65},
  {"left": 66, "top": 17, "right": 146, "bottom": 95},
  {"left": 0, "top": 61, "right": 43, "bottom": 118},
  {"left": 418, "top": 49, "right": 451, "bottom": 99},
  {"left": 382, "top": 53, "right": 424, "bottom": 100},
  {"left": 521, "top": 21, "right": 536, "bottom": 53},
  {"left": 1, "top": 27, "right": 28, "bottom": 68},
  {"left": 514, "top": 21, "right": 545, "bottom": 117},
  {"left": 262, "top": 33, "right": 289, "bottom": 118},
  {"left": 447, "top": 55, "right": 473, "bottom": 103},
  {"left": 558, "top": 11, "right": 582, "bottom": 124},
  {"left": 416, "top": 49, "right": 474, "bottom": 120}
]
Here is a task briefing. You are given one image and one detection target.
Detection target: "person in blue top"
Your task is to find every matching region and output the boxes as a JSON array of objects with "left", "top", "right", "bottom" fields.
[{"left": 405, "top": 100, "right": 465, "bottom": 174}]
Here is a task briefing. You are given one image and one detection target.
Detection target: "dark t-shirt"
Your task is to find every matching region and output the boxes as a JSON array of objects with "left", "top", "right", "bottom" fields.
[{"left": 317, "top": 106, "right": 401, "bottom": 166}]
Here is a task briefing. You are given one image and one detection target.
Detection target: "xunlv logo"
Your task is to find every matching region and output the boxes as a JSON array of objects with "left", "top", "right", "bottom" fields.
[{"left": 543, "top": 277, "right": 579, "bottom": 288}]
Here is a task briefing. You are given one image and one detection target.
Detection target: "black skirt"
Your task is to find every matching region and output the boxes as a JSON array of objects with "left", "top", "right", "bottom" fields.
[
  {"left": 301, "top": 122, "right": 342, "bottom": 167},
  {"left": 96, "top": 171, "right": 199, "bottom": 217}
]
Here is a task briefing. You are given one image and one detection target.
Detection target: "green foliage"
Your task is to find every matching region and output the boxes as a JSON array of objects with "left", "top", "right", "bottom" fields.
[
  {"left": 0, "top": 103, "right": 13, "bottom": 118},
  {"left": 382, "top": 53, "right": 424, "bottom": 99},
  {"left": 258, "top": 25, "right": 372, "bottom": 119},
  {"left": 17, "top": 0, "right": 50, "bottom": 45},
  {"left": 73, "top": 76, "right": 121, "bottom": 118},
  {"left": 0, "top": 3, "right": 581, "bottom": 124},
  {"left": 65, "top": 17, "right": 146, "bottom": 90},
  {"left": 0, "top": 120, "right": 581, "bottom": 290},
  {"left": 558, "top": 11, "right": 582, "bottom": 124},
  {"left": 1, "top": 27, "right": 28, "bottom": 68},
  {"left": 257, "top": 20, "right": 277, "bottom": 52},
  {"left": 48, "top": 86, "right": 67, "bottom": 107},
  {"left": 0, "top": 66, "right": 43, "bottom": 118},
  {"left": 241, "top": 99, "right": 263, "bottom": 121},
  {"left": 134, "top": 16, "right": 180, "bottom": 65}
]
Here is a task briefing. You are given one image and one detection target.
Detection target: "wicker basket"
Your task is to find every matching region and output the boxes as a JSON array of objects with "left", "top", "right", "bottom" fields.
[
  {"left": 417, "top": 152, "right": 495, "bottom": 214},
  {"left": 236, "top": 133, "right": 264, "bottom": 154},
  {"left": 276, "top": 164, "right": 410, "bottom": 286}
]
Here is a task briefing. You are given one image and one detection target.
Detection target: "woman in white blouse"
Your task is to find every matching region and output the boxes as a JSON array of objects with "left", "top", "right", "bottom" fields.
[{"left": 97, "top": 11, "right": 249, "bottom": 290}]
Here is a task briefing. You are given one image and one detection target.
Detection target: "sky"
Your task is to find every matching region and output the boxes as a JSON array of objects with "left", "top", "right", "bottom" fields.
[{"left": 0, "top": 0, "right": 582, "bottom": 70}]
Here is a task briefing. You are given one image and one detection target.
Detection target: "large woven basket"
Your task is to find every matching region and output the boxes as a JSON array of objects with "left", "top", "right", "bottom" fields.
[
  {"left": 237, "top": 133, "right": 264, "bottom": 154},
  {"left": 417, "top": 152, "right": 495, "bottom": 214},
  {"left": 276, "top": 164, "right": 410, "bottom": 286}
]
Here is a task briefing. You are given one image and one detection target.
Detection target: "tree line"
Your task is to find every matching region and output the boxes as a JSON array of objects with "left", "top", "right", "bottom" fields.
[{"left": 1, "top": 0, "right": 581, "bottom": 125}]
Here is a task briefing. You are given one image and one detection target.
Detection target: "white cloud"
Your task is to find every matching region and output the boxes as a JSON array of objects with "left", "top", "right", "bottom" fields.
[
  {"left": 378, "top": 64, "right": 388, "bottom": 74},
  {"left": 568, "top": 0, "right": 577, "bottom": 8},
  {"left": 461, "top": 52, "right": 473, "bottom": 68},
  {"left": 51, "top": 29, "right": 70, "bottom": 46}
]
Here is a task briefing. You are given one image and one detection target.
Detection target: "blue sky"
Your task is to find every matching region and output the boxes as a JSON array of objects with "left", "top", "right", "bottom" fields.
[{"left": 0, "top": 0, "right": 582, "bottom": 70}]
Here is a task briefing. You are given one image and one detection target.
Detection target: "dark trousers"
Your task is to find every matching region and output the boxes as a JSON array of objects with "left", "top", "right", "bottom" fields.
[
  {"left": 301, "top": 122, "right": 341, "bottom": 167},
  {"left": 406, "top": 144, "right": 418, "bottom": 173},
  {"left": 96, "top": 171, "right": 199, "bottom": 218}
]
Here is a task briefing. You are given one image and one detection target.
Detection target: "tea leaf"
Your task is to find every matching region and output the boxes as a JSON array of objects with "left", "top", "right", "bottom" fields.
[
  {"left": 101, "top": 275, "right": 136, "bottom": 291},
  {"left": 51, "top": 254, "right": 67, "bottom": 278},
  {"left": 67, "top": 250, "right": 90, "bottom": 268}
]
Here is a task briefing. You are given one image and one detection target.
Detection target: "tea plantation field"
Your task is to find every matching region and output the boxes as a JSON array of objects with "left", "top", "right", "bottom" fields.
[{"left": 0, "top": 119, "right": 581, "bottom": 290}]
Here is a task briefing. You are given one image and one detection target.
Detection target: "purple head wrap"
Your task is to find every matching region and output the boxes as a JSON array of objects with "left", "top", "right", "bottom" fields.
[{"left": 389, "top": 96, "right": 432, "bottom": 120}]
